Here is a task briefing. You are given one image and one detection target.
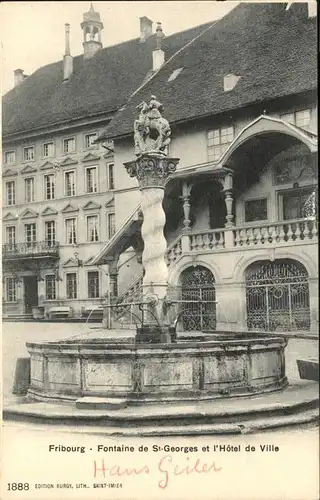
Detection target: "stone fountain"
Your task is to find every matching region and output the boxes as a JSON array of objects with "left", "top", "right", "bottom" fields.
[{"left": 25, "top": 97, "right": 288, "bottom": 410}]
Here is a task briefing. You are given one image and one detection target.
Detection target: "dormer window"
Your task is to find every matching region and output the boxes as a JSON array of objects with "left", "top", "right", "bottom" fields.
[
  {"left": 168, "top": 68, "right": 183, "bottom": 82},
  {"left": 223, "top": 74, "right": 241, "bottom": 92}
]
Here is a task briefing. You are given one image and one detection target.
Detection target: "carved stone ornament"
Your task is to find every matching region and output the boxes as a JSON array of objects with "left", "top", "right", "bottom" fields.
[
  {"left": 124, "top": 155, "right": 179, "bottom": 188},
  {"left": 133, "top": 95, "right": 171, "bottom": 157}
]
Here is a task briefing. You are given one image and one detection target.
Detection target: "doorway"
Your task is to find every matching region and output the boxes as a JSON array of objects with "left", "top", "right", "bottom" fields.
[
  {"left": 190, "top": 180, "right": 226, "bottom": 230},
  {"left": 179, "top": 266, "right": 216, "bottom": 331},
  {"left": 24, "top": 276, "right": 38, "bottom": 314},
  {"left": 245, "top": 259, "right": 310, "bottom": 331}
]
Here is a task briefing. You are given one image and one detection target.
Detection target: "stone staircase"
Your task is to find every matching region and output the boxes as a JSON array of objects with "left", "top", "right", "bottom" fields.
[
  {"left": 3, "top": 383, "right": 319, "bottom": 435},
  {"left": 110, "top": 276, "right": 143, "bottom": 329},
  {"left": 3, "top": 313, "right": 34, "bottom": 322},
  {"left": 109, "top": 237, "right": 185, "bottom": 329}
]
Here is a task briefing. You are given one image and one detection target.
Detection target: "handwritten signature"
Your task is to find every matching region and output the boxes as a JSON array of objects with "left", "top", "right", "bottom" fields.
[{"left": 94, "top": 455, "right": 222, "bottom": 489}]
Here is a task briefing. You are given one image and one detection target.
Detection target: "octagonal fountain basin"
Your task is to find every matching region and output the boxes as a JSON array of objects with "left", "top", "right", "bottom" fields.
[{"left": 26, "top": 331, "right": 288, "bottom": 406}]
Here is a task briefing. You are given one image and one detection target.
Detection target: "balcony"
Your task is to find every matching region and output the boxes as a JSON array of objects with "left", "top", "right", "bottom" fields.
[
  {"left": 2, "top": 241, "right": 60, "bottom": 261},
  {"left": 233, "top": 218, "right": 318, "bottom": 248},
  {"left": 166, "top": 218, "right": 318, "bottom": 266}
]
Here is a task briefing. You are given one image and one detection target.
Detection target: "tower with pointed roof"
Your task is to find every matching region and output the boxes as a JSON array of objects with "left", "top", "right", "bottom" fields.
[{"left": 81, "top": 3, "right": 104, "bottom": 59}]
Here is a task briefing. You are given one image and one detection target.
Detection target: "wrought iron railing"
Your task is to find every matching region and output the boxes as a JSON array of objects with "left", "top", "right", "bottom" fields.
[{"left": 2, "top": 241, "right": 60, "bottom": 258}]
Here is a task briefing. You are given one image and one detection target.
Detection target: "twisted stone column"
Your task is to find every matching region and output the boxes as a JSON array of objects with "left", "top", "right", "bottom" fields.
[{"left": 124, "top": 153, "right": 179, "bottom": 341}]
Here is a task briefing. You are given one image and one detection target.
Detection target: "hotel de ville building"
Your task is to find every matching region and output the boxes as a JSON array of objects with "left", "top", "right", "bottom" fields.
[{"left": 2, "top": 3, "right": 318, "bottom": 334}]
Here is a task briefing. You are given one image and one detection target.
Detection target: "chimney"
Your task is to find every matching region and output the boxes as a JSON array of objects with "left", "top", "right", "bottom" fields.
[
  {"left": 14, "top": 69, "right": 26, "bottom": 87},
  {"left": 286, "top": 2, "right": 313, "bottom": 18},
  {"left": 152, "top": 22, "right": 165, "bottom": 71},
  {"left": 308, "top": 3, "right": 317, "bottom": 18},
  {"left": 140, "top": 16, "right": 153, "bottom": 42},
  {"left": 63, "top": 24, "right": 73, "bottom": 80}
]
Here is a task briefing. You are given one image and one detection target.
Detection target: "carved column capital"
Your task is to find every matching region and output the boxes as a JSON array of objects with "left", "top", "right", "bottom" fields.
[
  {"left": 222, "top": 171, "right": 234, "bottom": 192},
  {"left": 124, "top": 154, "right": 179, "bottom": 189},
  {"left": 182, "top": 180, "right": 192, "bottom": 197}
]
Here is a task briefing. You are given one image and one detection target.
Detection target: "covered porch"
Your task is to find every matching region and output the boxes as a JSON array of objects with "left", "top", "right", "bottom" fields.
[{"left": 93, "top": 116, "right": 318, "bottom": 332}]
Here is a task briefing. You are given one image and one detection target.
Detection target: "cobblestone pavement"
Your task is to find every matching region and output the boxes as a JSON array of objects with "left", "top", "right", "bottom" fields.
[{"left": 2, "top": 321, "right": 318, "bottom": 400}]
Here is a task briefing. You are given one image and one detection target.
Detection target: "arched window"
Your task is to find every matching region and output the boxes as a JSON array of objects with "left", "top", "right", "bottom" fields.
[
  {"left": 245, "top": 259, "right": 310, "bottom": 331},
  {"left": 179, "top": 266, "right": 216, "bottom": 331}
]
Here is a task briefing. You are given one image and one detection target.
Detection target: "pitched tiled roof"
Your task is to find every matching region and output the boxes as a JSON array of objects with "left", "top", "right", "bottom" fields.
[
  {"left": 101, "top": 2, "right": 317, "bottom": 140},
  {"left": 2, "top": 22, "right": 212, "bottom": 139}
]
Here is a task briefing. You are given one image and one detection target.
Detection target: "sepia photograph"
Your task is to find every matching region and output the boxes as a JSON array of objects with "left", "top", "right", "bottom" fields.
[{"left": 1, "top": 1, "right": 319, "bottom": 499}]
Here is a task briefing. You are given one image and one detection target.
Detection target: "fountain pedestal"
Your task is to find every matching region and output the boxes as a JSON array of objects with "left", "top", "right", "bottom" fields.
[{"left": 124, "top": 152, "right": 179, "bottom": 344}]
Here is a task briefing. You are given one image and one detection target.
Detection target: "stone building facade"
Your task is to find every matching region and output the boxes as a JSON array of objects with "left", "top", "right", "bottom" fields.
[
  {"left": 2, "top": 3, "right": 318, "bottom": 332},
  {"left": 2, "top": 4, "right": 208, "bottom": 319},
  {"left": 94, "top": 3, "right": 318, "bottom": 333}
]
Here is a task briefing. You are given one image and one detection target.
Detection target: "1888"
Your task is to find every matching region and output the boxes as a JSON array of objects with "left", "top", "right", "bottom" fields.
[{"left": 7, "top": 483, "right": 30, "bottom": 491}]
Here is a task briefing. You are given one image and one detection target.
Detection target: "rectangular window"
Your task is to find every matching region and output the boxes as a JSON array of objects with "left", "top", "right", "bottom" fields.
[
  {"left": 23, "top": 146, "right": 35, "bottom": 161},
  {"left": 45, "top": 220, "right": 56, "bottom": 246},
  {"left": 45, "top": 275, "right": 56, "bottom": 300},
  {"left": 66, "top": 273, "right": 77, "bottom": 299},
  {"left": 44, "top": 174, "right": 55, "bottom": 200},
  {"left": 86, "top": 215, "right": 99, "bottom": 242},
  {"left": 108, "top": 212, "right": 116, "bottom": 239},
  {"left": 64, "top": 170, "right": 76, "bottom": 196},
  {"left": 25, "top": 223, "right": 36, "bottom": 246},
  {"left": 4, "top": 151, "right": 16, "bottom": 164},
  {"left": 207, "top": 126, "right": 234, "bottom": 160},
  {"left": 25, "top": 177, "right": 35, "bottom": 202},
  {"left": 295, "top": 109, "right": 311, "bottom": 129},
  {"left": 5, "top": 226, "right": 16, "bottom": 248},
  {"left": 282, "top": 188, "right": 315, "bottom": 221},
  {"left": 108, "top": 163, "right": 115, "bottom": 189},
  {"left": 84, "top": 133, "right": 97, "bottom": 149},
  {"left": 244, "top": 199, "right": 268, "bottom": 222},
  {"left": 65, "top": 218, "right": 77, "bottom": 244},
  {"left": 281, "top": 113, "right": 295, "bottom": 125},
  {"left": 43, "top": 141, "right": 55, "bottom": 158},
  {"left": 85, "top": 166, "right": 98, "bottom": 193},
  {"left": 5, "top": 277, "right": 16, "bottom": 302},
  {"left": 281, "top": 109, "right": 311, "bottom": 129},
  {"left": 88, "top": 271, "right": 100, "bottom": 298},
  {"left": 6, "top": 181, "right": 16, "bottom": 206},
  {"left": 63, "top": 137, "right": 76, "bottom": 154}
]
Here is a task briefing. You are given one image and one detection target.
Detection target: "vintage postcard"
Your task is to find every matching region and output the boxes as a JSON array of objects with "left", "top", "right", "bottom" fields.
[{"left": 1, "top": 1, "right": 318, "bottom": 499}]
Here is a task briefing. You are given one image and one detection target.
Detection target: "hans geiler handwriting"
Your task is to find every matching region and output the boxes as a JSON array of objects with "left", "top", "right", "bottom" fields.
[{"left": 93, "top": 455, "right": 222, "bottom": 489}]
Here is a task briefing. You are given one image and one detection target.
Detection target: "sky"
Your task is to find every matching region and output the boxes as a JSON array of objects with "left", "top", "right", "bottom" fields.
[{"left": 1, "top": 1, "right": 238, "bottom": 95}]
